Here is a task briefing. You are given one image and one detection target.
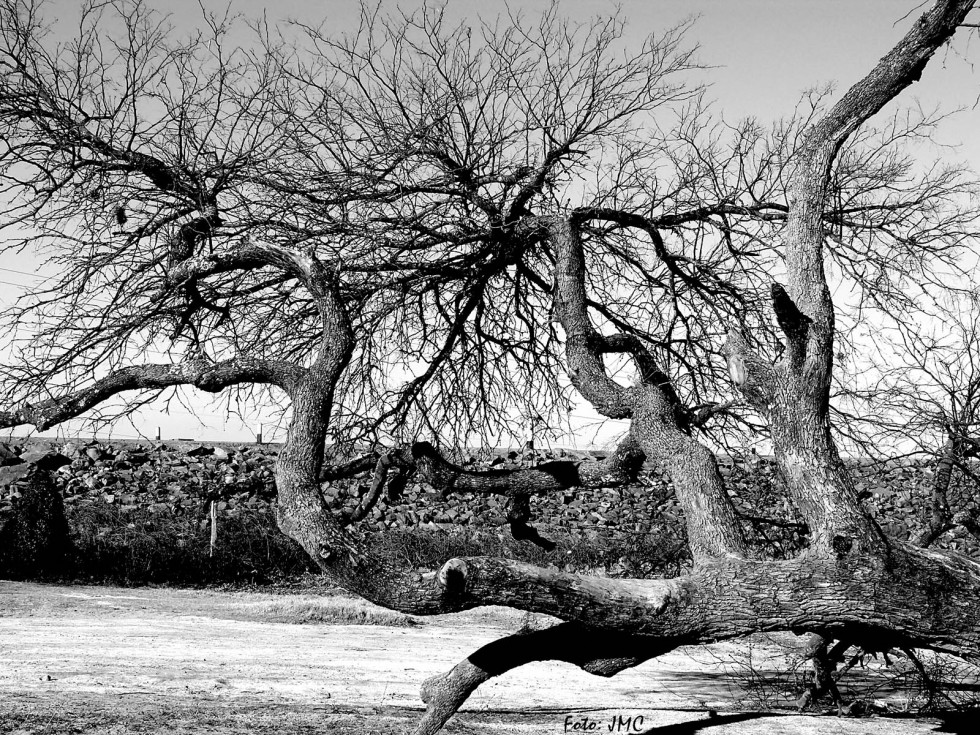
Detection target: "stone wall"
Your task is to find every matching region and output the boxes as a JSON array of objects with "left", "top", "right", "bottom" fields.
[{"left": 1, "top": 439, "right": 977, "bottom": 557}]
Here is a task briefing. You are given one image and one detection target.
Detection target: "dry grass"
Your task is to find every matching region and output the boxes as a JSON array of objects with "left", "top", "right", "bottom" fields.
[
  {"left": 216, "top": 592, "right": 421, "bottom": 627},
  {"left": 0, "top": 581, "right": 420, "bottom": 627}
]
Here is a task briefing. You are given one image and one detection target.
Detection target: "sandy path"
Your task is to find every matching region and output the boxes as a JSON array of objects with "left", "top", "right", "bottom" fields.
[{"left": 0, "top": 581, "right": 965, "bottom": 734}]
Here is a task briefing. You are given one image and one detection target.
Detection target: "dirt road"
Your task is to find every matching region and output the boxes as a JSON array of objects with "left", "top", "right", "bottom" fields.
[{"left": 0, "top": 580, "right": 968, "bottom": 734}]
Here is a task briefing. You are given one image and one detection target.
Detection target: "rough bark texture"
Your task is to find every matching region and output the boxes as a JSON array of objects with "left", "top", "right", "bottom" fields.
[
  {"left": 549, "top": 215, "right": 747, "bottom": 561},
  {"left": 394, "top": 4, "right": 979, "bottom": 728},
  {"left": 1, "top": 3, "right": 977, "bottom": 734},
  {"left": 796, "top": 634, "right": 845, "bottom": 712},
  {"left": 723, "top": 0, "right": 979, "bottom": 557},
  {"left": 413, "top": 623, "right": 677, "bottom": 735},
  {"left": 0, "top": 358, "right": 301, "bottom": 432},
  {"left": 917, "top": 435, "right": 961, "bottom": 546},
  {"left": 409, "top": 435, "right": 645, "bottom": 495}
]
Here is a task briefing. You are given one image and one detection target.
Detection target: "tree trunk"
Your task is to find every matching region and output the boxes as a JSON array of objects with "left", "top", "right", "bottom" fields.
[
  {"left": 1, "top": 4, "right": 973, "bottom": 735},
  {"left": 917, "top": 436, "right": 960, "bottom": 547}
]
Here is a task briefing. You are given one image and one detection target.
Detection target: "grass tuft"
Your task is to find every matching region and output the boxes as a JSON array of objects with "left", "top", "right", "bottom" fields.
[{"left": 220, "top": 594, "right": 421, "bottom": 626}]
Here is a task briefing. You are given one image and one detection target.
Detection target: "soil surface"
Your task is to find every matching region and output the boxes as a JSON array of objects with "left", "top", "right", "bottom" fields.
[{"left": 0, "top": 580, "right": 970, "bottom": 734}]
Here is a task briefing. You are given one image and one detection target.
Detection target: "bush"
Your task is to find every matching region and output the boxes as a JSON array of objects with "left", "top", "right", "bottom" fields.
[
  {"left": 66, "top": 499, "right": 315, "bottom": 585},
  {"left": 0, "top": 469, "right": 74, "bottom": 579}
]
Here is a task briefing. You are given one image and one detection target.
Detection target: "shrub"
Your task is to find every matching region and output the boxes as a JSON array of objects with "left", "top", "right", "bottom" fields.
[
  {"left": 0, "top": 469, "right": 74, "bottom": 579},
  {"left": 66, "top": 499, "right": 315, "bottom": 585}
]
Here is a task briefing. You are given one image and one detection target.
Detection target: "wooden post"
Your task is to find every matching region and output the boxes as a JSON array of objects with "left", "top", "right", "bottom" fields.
[
  {"left": 524, "top": 415, "right": 542, "bottom": 455},
  {"left": 209, "top": 500, "right": 218, "bottom": 557},
  {"left": 155, "top": 426, "right": 161, "bottom": 441},
  {"left": 256, "top": 424, "right": 263, "bottom": 444}
]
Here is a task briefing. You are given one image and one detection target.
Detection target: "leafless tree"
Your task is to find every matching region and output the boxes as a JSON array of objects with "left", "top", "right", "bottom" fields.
[
  {"left": 837, "top": 291, "right": 980, "bottom": 547},
  {"left": 3, "top": 1, "right": 980, "bottom": 732}
]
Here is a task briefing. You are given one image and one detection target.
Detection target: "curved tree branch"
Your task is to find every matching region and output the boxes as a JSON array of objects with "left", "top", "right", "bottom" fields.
[
  {"left": 318, "top": 434, "right": 646, "bottom": 492},
  {"left": 726, "top": 0, "right": 975, "bottom": 555},
  {"left": 0, "top": 356, "right": 304, "bottom": 431},
  {"left": 408, "top": 438, "right": 643, "bottom": 496},
  {"left": 547, "top": 215, "right": 633, "bottom": 419},
  {"left": 546, "top": 214, "right": 747, "bottom": 560},
  {"left": 414, "top": 622, "right": 677, "bottom": 735},
  {"left": 162, "top": 240, "right": 335, "bottom": 292},
  {"left": 784, "top": 0, "right": 977, "bottom": 383}
]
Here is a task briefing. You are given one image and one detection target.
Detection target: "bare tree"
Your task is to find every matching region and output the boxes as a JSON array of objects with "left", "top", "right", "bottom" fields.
[
  {"left": 3, "top": 1, "right": 980, "bottom": 733},
  {"left": 837, "top": 291, "right": 980, "bottom": 547}
]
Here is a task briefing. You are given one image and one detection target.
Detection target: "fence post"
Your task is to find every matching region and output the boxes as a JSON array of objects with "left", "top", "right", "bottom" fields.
[
  {"left": 524, "top": 415, "right": 542, "bottom": 455},
  {"left": 255, "top": 424, "right": 263, "bottom": 444},
  {"left": 209, "top": 500, "right": 218, "bottom": 557}
]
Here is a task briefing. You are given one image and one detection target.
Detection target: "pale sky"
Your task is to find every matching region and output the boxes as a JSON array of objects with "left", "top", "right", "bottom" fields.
[{"left": 1, "top": 0, "right": 978, "bottom": 445}]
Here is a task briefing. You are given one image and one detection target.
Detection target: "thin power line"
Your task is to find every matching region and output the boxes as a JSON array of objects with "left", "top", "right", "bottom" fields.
[
  {"left": 0, "top": 279, "right": 39, "bottom": 289},
  {"left": 0, "top": 266, "right": 45, "bottom": 279}
]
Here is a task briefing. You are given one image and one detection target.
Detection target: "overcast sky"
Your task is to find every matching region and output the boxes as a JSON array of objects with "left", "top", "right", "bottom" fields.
[{"left": 2, "top": 0, "right": 978, "bottom": 446}]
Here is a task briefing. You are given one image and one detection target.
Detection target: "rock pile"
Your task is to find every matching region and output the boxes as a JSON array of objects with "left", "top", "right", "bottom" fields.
[{"left": 1, "top": 439, "right": 977, "bottom": 558}]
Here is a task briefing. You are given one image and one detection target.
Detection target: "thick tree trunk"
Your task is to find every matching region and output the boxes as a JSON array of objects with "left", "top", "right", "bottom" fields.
[
  {"left": 767, "top": 388, "right": 886, "bottom": 555},
  {"left": 383, "top": 5, "right": 980, "bottom": 730},
  {"left": 400, "top": 540, "right": 980, "bottom": 730},
  {"left": 917, "top": 436, "right": 961, "bottom": 547},
  {"left": 549, "top": 216, "right": 748, "bottom": 562},
  {"left": 0, "top": 7, "right": 974, "bottom": 735}
]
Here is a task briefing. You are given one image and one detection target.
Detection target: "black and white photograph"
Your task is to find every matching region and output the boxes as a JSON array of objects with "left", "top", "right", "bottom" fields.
[{"left": 1, "top": 1, "right": 980, "bottom": 732}]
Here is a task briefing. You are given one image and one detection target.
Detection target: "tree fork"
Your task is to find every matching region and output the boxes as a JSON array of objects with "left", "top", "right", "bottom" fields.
[
  {"left": 413, "top": 622, "right": 679, "bottom": 735},
  {"left": 725, "top": 328, "right": 887, "bottom": 554},
  {"left": 549, "top": 215, "right": 748, "bottom": 561},
  {"left": 753, "top": 0, "right": 977, "bottom": 554}
]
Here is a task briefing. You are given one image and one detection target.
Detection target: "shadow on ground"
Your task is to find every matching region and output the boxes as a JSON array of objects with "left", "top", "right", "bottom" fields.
[
  {"left": 4, "top": 692, "right": 975, "bottom": 735},
  {"left": 888, "top": 710, "right": 980, "bottom": 735},
  {"left": 634, "top": 710, "right": 980, "bottom": 735},
  {"left": 637, "top": 713, "right": 777, "bottom": 734}
]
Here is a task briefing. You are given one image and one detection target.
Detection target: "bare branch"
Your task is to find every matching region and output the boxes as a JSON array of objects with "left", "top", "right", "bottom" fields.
[
  {"left": 410, "top": 437, "right": 643, "bottom": 496},
  {"left": 784, "top": 0, "right": 976, "bottom": 368},
  {"left": 0, "top": 356, "right": 303, "bottom": 431},
  {"left": 547, "top": 216, "right": 633, "bottom": 419},
  {"left": 415, "top": 623, "right": 674, "bottom": 735}
]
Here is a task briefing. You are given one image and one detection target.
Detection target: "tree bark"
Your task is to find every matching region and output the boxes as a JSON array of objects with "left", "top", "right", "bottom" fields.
[
  {"left": 408, "top": 435, "right": 645, "bottom": 496},
  {"left": 0, "top": 358, "right": 301, "bottom": 432},
  {"left": 414, "top": 623, "right": 678, "bottom": 735},
  {"left": 548, "top": 215, "right": 748, "bottom": 562},
  {"left": 391, "top": 4, "right": 980, "bottom": 730},
  {"left": 918, "top": 435, "right": 961, "bottom": 546},
  {"left": 726, "top": 0, "right": 977, "bottom": 556},
  {"left": 1, "top": 5, "right": 977, "bottom": 735}
]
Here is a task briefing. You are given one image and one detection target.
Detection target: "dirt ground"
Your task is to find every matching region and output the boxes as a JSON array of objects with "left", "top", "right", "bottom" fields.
[{"left": 0, "top": 580, "right": 972, "bottom": 734}]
